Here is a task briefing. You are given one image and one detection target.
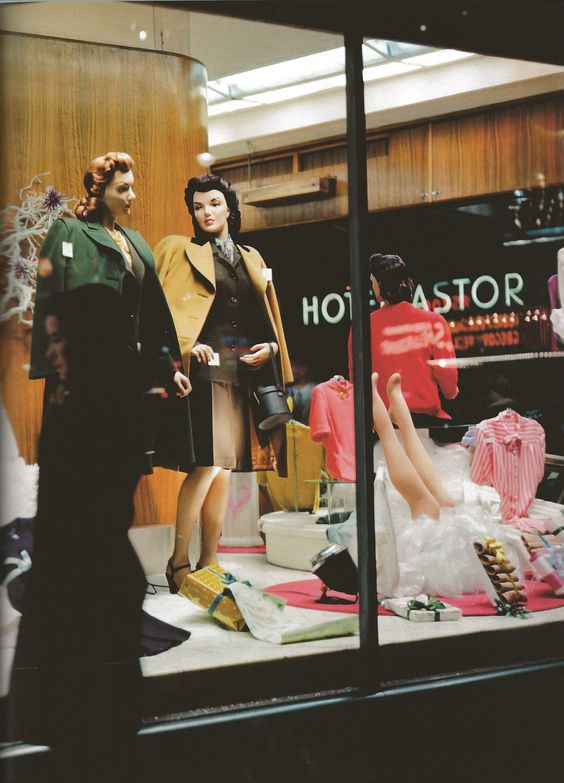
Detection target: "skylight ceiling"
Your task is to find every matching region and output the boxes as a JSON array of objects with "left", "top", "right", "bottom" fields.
[{"left": 207, "top": 39, "right": 476, "bottom": 116}]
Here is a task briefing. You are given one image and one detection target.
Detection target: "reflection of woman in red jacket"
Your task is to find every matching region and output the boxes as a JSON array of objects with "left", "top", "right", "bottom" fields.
[{"left": 348, "top": 253, "right": 458, "bottom": 424}]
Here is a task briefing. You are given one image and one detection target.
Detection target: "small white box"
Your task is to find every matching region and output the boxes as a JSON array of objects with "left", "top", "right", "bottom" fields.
[{"left": 382, "top": 595, "right": 462, "bottom": 622}]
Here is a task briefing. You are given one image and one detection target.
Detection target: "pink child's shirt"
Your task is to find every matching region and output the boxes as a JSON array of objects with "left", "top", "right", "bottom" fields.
[{"left": 309, "top": 378, "right": 355, "bottom": 482}]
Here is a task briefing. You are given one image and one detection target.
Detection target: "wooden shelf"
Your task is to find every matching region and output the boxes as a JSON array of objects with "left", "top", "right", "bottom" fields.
[{"left": 242, "top": 175, "right": 336, "bottom": 207}]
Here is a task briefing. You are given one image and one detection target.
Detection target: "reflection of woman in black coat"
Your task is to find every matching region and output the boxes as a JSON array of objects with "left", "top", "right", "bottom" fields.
[{"left": 11, "top": 286, "right": 147, "bottom": 781}]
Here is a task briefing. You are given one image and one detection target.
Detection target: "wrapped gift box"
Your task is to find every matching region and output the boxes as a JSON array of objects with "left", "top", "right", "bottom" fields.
[
  {"left": 179, "top": 564, "right": 247, "bottom": 631},
  {"left": 381, "top": 594, "right": 462, "bottom": 622}
]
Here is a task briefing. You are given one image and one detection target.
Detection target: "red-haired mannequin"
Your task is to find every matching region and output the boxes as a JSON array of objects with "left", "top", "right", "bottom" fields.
[{"left": 30, "top": 152, "right": 193, "bottom": 472}]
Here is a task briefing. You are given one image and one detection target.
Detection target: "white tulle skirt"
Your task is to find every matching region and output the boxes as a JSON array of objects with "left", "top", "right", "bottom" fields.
[{"left": 391, "top": 506, "right": 528, "bottom": 597}]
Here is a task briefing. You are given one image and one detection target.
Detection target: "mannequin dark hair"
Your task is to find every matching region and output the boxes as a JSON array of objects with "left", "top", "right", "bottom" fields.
[
  {"left": 184, "top": 173, "right": 241, "bottom": 240},
  {"left": 74, "top": 152, "right": 133, "bottom": 222},
  {"left": 369, "top": 253, "right": 414, "bottom": 304}
]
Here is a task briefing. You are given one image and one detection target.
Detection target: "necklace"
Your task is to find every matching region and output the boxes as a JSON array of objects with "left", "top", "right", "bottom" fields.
[{"left": 105, "top": 226, "right": 132, "bottom": 271}]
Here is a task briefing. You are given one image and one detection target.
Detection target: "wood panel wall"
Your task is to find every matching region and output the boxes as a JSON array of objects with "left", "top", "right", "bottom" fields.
[
  {"left": 0, "top": 32, "right": 208, "bottom": 525},
  {"left": 214, "top": 93, "right": 564, "bottom": 233},
  {"left": 431, "top": 98, "right": 564, "bottom": 200}
]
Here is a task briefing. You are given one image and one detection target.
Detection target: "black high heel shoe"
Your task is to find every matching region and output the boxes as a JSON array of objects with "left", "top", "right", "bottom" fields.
[{"left": 165, "top": 558, "right": 191, "bottom": 594}]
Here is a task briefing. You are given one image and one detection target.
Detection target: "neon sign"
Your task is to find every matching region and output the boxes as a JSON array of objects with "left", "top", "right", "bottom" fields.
[{"left": 302, "top": 272, "right": 525, "bottom": 326}]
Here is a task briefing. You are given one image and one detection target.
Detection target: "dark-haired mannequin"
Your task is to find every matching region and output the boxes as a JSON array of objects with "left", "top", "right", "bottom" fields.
[
  {"left": 30, "top": 152, "right": 192, "bottom": 471},
  {"left": 348, "top": 253, "right": 459, "bottom": 425},
  {"left": 155, "top": 174, "right": 292, "bottom": 589}
]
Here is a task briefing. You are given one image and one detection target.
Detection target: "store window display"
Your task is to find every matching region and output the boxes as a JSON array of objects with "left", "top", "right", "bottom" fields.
[
  {"left": 29, "top": 152, "right": 192, "bottom": 470},
  {"left": 326, "top": 370, "right": 564, "bottom": 604},
  {"left": 337, "top": 373, "right": 528, "bottom": 600},
  {"left": 155, "top": 174, "right": 293, "bottom": 590},
  {"left": 348, "top": 253, "right": 459, "bottom": 425}
]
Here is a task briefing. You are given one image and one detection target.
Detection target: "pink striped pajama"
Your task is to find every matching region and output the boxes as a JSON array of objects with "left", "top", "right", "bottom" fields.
[{"left": 471, "top": 410, "right": 546, "bottom": 532}]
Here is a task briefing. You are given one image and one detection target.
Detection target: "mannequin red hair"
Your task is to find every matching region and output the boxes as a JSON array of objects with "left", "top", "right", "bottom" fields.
[{"left": 74, "top": 152, "right": 133, "bottom": 221}]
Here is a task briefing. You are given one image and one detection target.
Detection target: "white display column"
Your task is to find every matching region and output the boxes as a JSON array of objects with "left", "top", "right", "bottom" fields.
[{"left": 220, "top": 473, "right": 262, "bottom": 547}]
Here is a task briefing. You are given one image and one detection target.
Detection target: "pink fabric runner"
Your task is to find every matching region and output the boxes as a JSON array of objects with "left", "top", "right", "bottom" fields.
[
  {"left": 217, "top": 544, "right": 266, "bottom": 554},
  {"left": 265, "top": 576, "right": 564, "bottom": 616}
]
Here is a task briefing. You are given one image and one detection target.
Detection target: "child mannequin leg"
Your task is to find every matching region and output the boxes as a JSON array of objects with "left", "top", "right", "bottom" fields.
[
  {"left": 386, "top": 373, "right": 455, "bottom": 509},
  {"left": 372, "top": 373, "right": 440, "bottom": 520}
]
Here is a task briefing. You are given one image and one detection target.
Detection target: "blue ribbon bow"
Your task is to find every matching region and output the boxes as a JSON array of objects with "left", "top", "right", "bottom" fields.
[{"left": 206, "top": 570, "right": 251, "bottom": 616}]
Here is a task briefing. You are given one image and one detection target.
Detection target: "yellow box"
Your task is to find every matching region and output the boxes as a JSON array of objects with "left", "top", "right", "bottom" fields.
[{"left": 179, "top": 564, "right": 247, "bottom": 631}]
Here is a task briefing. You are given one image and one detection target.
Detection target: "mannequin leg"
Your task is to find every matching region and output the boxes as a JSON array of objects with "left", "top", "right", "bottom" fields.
[
  {"left": 169, "top": 466, "right": 218, "bottom": 588},
  {"left": 198, "top": 468, "right": 231, "bottom": 569},
  {"left": 387, "top": 373, "right": 455, "bottom": 508},
  {"left": 372, "top": 373, "right": 440, "bottom": 520}
]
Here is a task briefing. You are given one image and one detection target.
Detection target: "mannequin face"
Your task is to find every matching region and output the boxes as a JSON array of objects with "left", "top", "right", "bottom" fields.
[
  {"left": 45, "top": 315, "right": 68, "bottom": 380},
  {"left": 370, "top": 274, "right": 383, "bottom": 302},
  {"left": 101, "top": 169, "right": 136, "bottom": 219},
  {"left": 193, "top": 189, "right": 230, "bottom": 240}
]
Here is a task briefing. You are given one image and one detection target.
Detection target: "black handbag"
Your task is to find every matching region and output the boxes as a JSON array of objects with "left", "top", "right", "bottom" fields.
[
  {"left": 251, "top": 343, "right": 292, "bottom": 431},
  {"left": 310, "top": 543, "right": 359, "bottom": 597}
]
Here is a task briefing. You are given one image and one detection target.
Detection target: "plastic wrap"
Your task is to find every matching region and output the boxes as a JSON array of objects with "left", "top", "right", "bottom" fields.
[
  {"left": 325, "top": 439, "right": 540, "bottom": 599},
  {"left": 393, "top": 505, "right": 528, "bottom": 598}
]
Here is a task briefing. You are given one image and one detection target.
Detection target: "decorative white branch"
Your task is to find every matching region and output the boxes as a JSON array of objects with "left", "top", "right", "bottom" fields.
[{"left": 0, "top": 173, "right": 76, "bottom": 325}]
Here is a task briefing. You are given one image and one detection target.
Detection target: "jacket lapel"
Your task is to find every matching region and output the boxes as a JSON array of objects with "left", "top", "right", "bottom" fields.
[
  {"left": 83, "top": 221, "right": 124, "bottom": 258},
  {"left": 119, "top": 225, "right": 153, "bottom": 268},
  {"left": 238, "top": 245, "right": 268, "bottom": 295},
  {"left": 185, "top": 240, "right": 216, "bottom": 290}
]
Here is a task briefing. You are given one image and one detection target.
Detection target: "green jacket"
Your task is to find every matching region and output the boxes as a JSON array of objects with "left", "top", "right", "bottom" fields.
[{"left": 30, "top": 217, "right": 194, "bottom": 470}]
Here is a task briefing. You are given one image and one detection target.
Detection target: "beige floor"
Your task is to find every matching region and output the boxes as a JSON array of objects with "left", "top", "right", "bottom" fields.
[
  {"left": 140, "top": 552, "right": 564, "bottom": 679},
  {"left": 2, "top": 552, "right": 562, "bottom": 699}
]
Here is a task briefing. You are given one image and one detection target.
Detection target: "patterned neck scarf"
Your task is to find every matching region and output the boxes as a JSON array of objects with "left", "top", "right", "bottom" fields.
[{"left": 214, "top": 236, "right": 236, "bottom": 265}]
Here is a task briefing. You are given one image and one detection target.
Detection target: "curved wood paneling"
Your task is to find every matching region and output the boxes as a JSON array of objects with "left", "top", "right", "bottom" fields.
[
  {"left": 0, "top": 32, "right": 208, "bottom": 525},
  {"left": 214, "top": 94, "right": 564, "bottom": 232}
]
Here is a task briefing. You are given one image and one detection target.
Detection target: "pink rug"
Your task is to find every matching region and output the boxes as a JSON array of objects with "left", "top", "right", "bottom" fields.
[
  {"left": 265, "top": 576, "right": 564, "bottom": 617},
  {"left": 217, "top": 544, "right": 266, "bottom": 554}
]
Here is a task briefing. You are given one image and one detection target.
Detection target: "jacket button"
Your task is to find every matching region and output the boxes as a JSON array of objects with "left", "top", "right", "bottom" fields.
[
  {"left": 231, "top": 320, "right": 237, "bottom": 328},
  {"left": 230, "top": 296, "right": 238, "bottom": 304},
  {"left": 230, "top": 271, "right": 237, "bottom": 280}
]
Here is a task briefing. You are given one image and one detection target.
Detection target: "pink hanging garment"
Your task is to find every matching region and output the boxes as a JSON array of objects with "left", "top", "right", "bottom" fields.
[
  {"left": 471, "top": 409, "right": 546, "bottom": 532},
  {"left": 309, "top": 377, "right": 356, "bottom": 482}
]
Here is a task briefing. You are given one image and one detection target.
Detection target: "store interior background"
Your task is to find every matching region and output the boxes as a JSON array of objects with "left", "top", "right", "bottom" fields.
[{"left": 1, "top": 0, "right": 564, "bottom": 724}]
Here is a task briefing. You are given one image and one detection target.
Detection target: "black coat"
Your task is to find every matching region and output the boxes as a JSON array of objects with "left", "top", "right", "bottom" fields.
[{"left": 9, "top": 388, "right": 146, "bottom": 750}]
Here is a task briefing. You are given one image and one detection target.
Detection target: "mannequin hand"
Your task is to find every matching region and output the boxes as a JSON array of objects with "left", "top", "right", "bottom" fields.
[
  {"left": 240, "top": 342, "right": 277, "bottom": 370},
  {"left": 190, "top": 343, "right": 215, "bottom": 364},
  {"left": 174, "top": 371, "right": 191, "bottom": 397}
]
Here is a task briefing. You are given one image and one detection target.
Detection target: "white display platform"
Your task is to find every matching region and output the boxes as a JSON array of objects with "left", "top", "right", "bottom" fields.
[{"left": 259, "top": 511, "right": 329, "bottom": 571}]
